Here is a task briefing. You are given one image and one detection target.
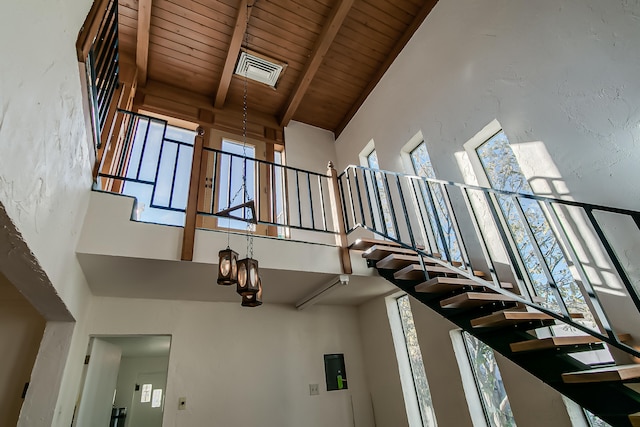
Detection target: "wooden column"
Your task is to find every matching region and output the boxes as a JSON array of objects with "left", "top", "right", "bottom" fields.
[
  {"left": 181, "top": 126, "right": 206, "bottom": 261},
  {"left": 327, "top": 161, "right": 352, "bottom": 274}
]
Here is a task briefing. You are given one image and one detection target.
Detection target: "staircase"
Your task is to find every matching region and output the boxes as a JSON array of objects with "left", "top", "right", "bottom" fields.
[{"left": 338, "top": 163, "right": 640, "bottom": 426}]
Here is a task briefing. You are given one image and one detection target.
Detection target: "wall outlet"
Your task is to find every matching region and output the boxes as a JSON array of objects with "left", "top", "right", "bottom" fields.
[
  {"left": 178, "top": 397, "right": 187, "bottom": 410},
  {"left": 309, "top": 384, "right": 319, "bottom": 396}
]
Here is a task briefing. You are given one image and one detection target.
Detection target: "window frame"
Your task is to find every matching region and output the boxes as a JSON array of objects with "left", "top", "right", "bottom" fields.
[{"left": 386, "top": 293, "right": 437, "bottom": 427}]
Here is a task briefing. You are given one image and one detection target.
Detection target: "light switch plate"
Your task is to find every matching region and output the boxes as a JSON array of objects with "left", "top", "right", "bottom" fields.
[{"left": 309, "top": 384, "right": 319, "bottom": 396}]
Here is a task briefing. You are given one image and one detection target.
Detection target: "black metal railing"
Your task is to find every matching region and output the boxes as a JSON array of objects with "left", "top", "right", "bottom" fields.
[
  {"left": 339, "top": 165, "right": 640, "bottom": 359},
  {"left": 96, "top": 110, "right": 338, "bottom": 235},
  {"left": 84, "top": 0, "right": 119, "bottom": 148},
  {"left": 198, "top": 148, "right": 338, "bottom": 235},
  {"left": 96, "top": 110, "right": 194, "bottom": 226}
]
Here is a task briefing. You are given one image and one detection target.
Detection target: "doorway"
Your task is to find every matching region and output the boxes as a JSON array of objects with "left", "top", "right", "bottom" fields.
[{"left": 73, "top": 335, "right": 171, "bottom": 427}]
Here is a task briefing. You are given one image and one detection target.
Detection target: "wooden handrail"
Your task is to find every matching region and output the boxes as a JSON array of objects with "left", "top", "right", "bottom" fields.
[{"left": 76, "top": 0, "right": 112, "bottom": 62}]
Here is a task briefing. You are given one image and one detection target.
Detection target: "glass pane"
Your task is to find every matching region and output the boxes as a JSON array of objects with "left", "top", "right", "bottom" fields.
[
  {"left": 585, "top": 410, "right": 611, "bottom": 427},
  {"left": 397, "top": 295, "right": 437, "bottom": 426},
  {"left": 122, "top": 121, "right": 194, "bottom": 227},
  {"left": 476, "top": 131, "right": 591, "bottom": 321},
  {"left": 409, "top": 142, "right": 461, "bottom": 262},
  {"left": 462, "top": 332, "right": 516, "bottom": 427},
  {"left": 367, "top": 150, "right": 396, "bottom": 238},
  {"left": 141, "top": 383, "right": 152, "bottom": 403},
  {"left": 218, "top": 140, "right": 256, "bottom": 230},
  {"left": 273, "top": 150, "right": 287, "bottom": 238},
  {"left": 151, "top": 389, "right": 163, "bottom": 408}
]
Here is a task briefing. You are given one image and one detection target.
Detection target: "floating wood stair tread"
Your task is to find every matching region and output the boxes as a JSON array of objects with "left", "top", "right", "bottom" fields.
[
  {"left": 376, "top": 254, "right": 424, "bottom": 270},
  {"left": 362, "top": 245, "right": 417, "bottom": 261},
  {"left": 393, "top": 263, "right": 486, "bottom": 281},
  {"left": 629, "top": 412, "right": 640, "bottom": 427},
  {"left": 471, "top": 310, "right": 585, "bottom": 328},
  {"left": 414, "top": 276, "right": 514, "bottom": 294},
  {"left": 510, "top": 334, "right": 631, "bottom": 353},
  {"left": 349, "top": 238, "right": 400, "bottom": 251},
  {"left": 562, "top": 364, "right": 640, "bottom": 384},
  {"left": 440, "top": 292, "right": 516, "bottom": 309}
]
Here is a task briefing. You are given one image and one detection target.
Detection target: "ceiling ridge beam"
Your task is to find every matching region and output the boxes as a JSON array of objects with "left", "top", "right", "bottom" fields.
[
  {"left": 136, "top": 0, "right": 153, "bottom": 86},
  {"left": 278, "top": 0, "right": 355, "bottom": 128},
  {"left": 334, "top": 0, "right": 439, "bottom": 137},
  {"left": 214, "top": 0, "right": 256, "bottom": 109}
]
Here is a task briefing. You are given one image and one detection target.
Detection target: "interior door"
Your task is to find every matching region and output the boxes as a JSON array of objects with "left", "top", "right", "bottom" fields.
[{"left": 73, "top": 338, "right": 122, "bottom": 427}]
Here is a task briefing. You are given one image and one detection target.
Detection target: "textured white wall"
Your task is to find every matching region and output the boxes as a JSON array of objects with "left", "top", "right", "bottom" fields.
[
  {"left": 336, "top": 0, "right": 640, "bottom": 212},
  {"left": 85, "top": 297, "right": 375, "bottom": 427},
  {"left": 0, "top": 1, "right": 99, "bottom": 425}
]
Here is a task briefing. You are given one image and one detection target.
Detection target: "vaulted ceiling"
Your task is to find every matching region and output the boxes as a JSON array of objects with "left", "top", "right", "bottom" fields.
[{"left": 117, "top": 0, "right": 438, "bottom": 136}]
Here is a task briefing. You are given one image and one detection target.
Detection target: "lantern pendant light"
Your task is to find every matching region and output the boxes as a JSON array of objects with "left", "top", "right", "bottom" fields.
[
  {"left": 217, "top": 247, "right": 238, "bottom": 286},
  {"left": 241, "top": 277, "right": 263, "bottom": 307},
  {"left": 236, "top": 257, "right": 259, "bottom": 296}
]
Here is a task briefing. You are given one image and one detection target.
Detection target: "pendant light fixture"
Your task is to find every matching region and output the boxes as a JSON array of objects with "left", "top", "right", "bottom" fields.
[{"left": 215, "top": 0, "right": 262, "bottom": 307}]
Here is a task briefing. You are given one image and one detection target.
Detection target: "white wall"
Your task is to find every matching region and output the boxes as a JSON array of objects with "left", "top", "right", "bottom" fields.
[
  {"left": 336, "top": 0, "right": 640, "bottom": 211},
  {"left": 0, "top": 0, "right": 97, "bottom": 425},
  {"left": 85, "top": 296, "right": 375, "bottom": 427}
]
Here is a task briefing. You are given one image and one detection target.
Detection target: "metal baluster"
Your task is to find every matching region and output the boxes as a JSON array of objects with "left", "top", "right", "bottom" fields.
[
  {"left": 343, "top": 170, "right": 357, "bottom": 228},
  {"left": 410, "top": 177, "right": 435, "bottom": 255},
  {"left": 585, "top": 208, "right": 640, "bottom": 313},
  {"left": 296, "top": 171, "right": 302, "bottom": 227},
  {"left": 424, "top": 179, "right": 450, "bottom": 260},
  {"left": 307, "top": 173, "right": 315, "bottom": 230},
  {"left": 319, "top": 175, "right": 327, "bottom": 231},
  {"left": 352, "top": 168, "right": 366, "bottom": 227},
  {"left": 511, "top": 196, "right": 570, "bottom": 317},
  {"left": 150, "top": 121, "right": 169, "bottom": 207},
  {"left": 168, "top": 143, "right": 180, "bottom": 209},
  {"left": 440, "top": 184, "right": 472, "bottom": 270},
  {"left": 382, "top": 174, "right": 400, "bottom": 239},
  {"left": 135, "top": 117, "right": 152, "bottom": 180},
  {"left": 545, "top": 202, "right": 615, "bottom": 338}
]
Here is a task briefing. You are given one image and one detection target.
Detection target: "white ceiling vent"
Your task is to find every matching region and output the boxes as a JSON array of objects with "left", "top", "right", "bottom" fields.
[{"left": 235, "top": 51, "right": 284, "bottom": 88}]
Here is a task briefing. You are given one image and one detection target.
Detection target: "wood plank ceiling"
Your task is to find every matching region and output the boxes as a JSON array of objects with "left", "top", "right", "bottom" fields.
[{"left": 118, "top": 0, "right": 438, "bottom": 136}]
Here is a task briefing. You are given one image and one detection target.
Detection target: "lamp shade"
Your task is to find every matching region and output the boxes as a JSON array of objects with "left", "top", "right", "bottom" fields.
[
  {"left": 236, "top": 258, "right": 259, "bottom": 296},
  {"left": 241, "top": 277, "right": 263, "bottom": 307},
  {"left": 217, "top": 247, "right": 238, "bottom": 286}
]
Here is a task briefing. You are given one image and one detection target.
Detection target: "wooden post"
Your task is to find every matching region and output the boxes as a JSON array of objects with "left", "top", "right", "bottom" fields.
[
  {"left": 181, "top": 126, "right": 206, "bottom": 261},
  {"left": 327, "top": 161, "right": 352, "bottom": 274}
]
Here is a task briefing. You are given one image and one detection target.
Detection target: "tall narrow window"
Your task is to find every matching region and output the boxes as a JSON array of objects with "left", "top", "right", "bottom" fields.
[
  {"left": 218, "top": 139, "right": 256, "bottom": 230},
  {"left": 462, "top": 332, "right": 516, "bottom": 427},
  {"left": 409, "top": 141, "right": 461, "bottom": 262},
  {"left": 389, "top": 295, "right": 437, "bottom": 426},
  {"left": 474, "top": 130, "right": 590, "bottom": 320},
  {"left": 396, "top": 295, "right": 437, "bottom": 426},
  {"left": 366, "top": 149, "right": 396, "bottom": 238}
]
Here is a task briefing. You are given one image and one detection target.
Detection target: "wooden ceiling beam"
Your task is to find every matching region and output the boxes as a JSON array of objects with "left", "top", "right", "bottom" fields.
[
  {"left": 334, "top": 0, "right": 439, "bottom": 137},
  {"left": 136, "top": 0, "right": 153, "bottom": 86},
  {"left": 278, "top": 0, "right": 355, "bottom": 128},
  {"left": 214, "top": 0, "right": 255, "bottom": 109}
]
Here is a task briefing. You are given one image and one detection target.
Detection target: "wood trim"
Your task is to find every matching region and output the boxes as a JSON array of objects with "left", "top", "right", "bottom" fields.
[
  {"left": 76, "top": 0, "right": 111, "bottom": 61},
  {"left": 327, "top": 162, "right": 352, "bottom": 274},
  {"left": 214, "top": 0, "right": 255, "bottom": 109},
  {"left": 136, "top": 0, "right": 153, "bottom": 85},
  {"left": 334, "top": 0, "right": 439, "bottom": 136},
  {"left": 182, "top": 127, "right": 206, "bottom": 261},
  {"left": 279, "top": 0, "right": 355, "bottom": 127}
]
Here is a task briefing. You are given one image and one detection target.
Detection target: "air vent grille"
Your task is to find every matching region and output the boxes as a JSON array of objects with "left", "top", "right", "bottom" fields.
[{"left": 235, "top": 51, "right": 284, "bottom": 87}]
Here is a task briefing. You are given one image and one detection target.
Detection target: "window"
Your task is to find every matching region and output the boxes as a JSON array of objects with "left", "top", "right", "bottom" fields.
[
  {"left": 472, "top": 128, "right": 591, "bottom": 321},
  {"left": 366, "top": 149, "right": 396, "bottom": 238},
  {"left": 408, "top": 141, "right": 462, "bottom": 262},
  {"left": 122, "top": 119, "right": 195, "bottom": 227},
  {"left": 217, "top": 139, "right": 256, "bottom": 230},
  {"left": 461, "top": 331, "right": 515, "bottom": 427},
  {"left": 388, "top": 294, "right": 437, "bottom": 427},
  {"left": 272, "top": 149, "right": 287, "bottom": 238}
]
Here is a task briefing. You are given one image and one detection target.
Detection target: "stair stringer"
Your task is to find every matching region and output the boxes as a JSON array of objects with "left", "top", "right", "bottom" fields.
[{"left": 362, "top": 243, "right": 640, "bottom": 426}]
